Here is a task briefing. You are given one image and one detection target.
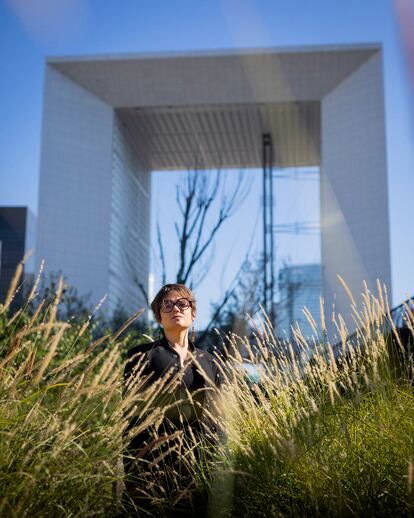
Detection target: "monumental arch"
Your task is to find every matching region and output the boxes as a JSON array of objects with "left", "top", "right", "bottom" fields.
[{"left": 36, "top": 44, "right": 391, "bottom": 333}]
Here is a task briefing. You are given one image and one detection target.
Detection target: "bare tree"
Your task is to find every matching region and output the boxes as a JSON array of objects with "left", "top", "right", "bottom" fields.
[
  {"left": 160, "top": 167, "right": 250, "bottom": 288},
  {"left": 123, "top": 166, "right": 250, "bottom": 310}
]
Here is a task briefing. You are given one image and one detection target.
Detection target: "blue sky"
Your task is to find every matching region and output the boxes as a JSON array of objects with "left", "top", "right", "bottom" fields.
[{"left": 1, "top": 0, "right": 413, "bottom": 326}]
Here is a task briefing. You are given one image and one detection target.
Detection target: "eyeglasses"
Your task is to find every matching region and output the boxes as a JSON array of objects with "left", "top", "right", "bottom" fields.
[{"left": 160, "top": 297, "right": 192, "bottom": 313}]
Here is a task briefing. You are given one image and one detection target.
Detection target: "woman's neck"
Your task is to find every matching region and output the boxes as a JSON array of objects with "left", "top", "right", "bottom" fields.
[{"left": 164, "top": 328, "right": 189, "bottom": 348}]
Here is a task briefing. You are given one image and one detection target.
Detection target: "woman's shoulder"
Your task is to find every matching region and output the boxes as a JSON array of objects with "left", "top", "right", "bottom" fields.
[{"left": 126, "top": 338, "right": 161, "bottom": 361}]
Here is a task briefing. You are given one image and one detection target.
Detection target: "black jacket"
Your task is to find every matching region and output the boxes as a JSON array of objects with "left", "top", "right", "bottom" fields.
[{"left": 123, "top": 335, "right": 223, "bottom": 447}]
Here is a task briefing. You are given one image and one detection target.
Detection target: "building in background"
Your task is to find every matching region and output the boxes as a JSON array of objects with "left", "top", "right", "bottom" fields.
[
  {"left": 35, "top": 44, "right": 391, "bottom": 334},
  {"left": 0, "top": 207, "right": 36, "bottom": 309},
  {"left": 277, "top": 264, "right": 322, "bottom": 341}
]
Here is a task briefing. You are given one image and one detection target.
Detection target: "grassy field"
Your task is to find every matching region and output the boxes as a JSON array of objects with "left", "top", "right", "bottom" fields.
[{"left": 1, "top": 266, "right": 413, "bottom": 517}]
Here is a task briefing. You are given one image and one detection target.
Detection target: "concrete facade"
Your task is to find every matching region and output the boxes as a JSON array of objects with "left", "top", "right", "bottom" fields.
[{"left": 36, "top": 44, "right": 391, "bottom": 331}]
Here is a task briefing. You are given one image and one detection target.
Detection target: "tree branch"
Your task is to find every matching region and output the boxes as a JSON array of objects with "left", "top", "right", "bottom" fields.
[{"left": 162, "top": 165, "right": 250, "bottom": 289}]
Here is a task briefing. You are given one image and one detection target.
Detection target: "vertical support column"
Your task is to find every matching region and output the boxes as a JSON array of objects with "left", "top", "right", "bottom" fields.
[
  {"left": 321, "top": 51, "right": 391, "bottom": 337},
  {"left": 36, "top": 65, "right": 114, "bottom": 306}
]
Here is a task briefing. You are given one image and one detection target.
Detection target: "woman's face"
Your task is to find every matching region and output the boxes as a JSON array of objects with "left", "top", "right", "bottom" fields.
[{"left": 159, "top": 290, "right": 194, "bottom": 332}]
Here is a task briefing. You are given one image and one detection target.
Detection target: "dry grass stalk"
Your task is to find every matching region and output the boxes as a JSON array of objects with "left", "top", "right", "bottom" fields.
[
  {"left": 2, "top": 257, "right": 24, "bottom": 313},
  {"left": 27, "top": 259, "right": 45, "bottom": 304},
  {"left": 337, "top": 274, "right": 357, "bottom": 307},
  {"left": 110, "top": 309, "right": 145, "bottom": 343},
  {"left": 34, "top": 324, "right": 70, "bottom": 383},
  {"left": 78, "top": 293, "right": 108, "bottom": 338},
  {"left": 43, "top": 276, "right": 64, "bottom": 340}
]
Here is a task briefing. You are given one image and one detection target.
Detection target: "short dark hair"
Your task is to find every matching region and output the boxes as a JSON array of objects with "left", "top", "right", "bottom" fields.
[{"left": 151, "top": 283, "right": 196, "bottom": 323}]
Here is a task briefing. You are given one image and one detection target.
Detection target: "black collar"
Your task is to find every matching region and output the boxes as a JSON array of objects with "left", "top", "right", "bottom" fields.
[{"left": 160, "top": 334, "right": 195, "bottom": 353}]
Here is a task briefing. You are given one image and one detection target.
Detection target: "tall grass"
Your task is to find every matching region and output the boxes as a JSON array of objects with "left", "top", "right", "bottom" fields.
[
  {"left": 0, "top": 263, "right": 144, "bottom": 516},
  {"left": 1, "top": 262, "right": 413, "bottom": 516},
  {"left": 216, "top": 283, "right": 414, "bottom": 517}
]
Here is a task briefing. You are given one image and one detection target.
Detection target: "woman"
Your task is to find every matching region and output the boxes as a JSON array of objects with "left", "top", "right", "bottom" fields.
[{"left": 123, "top": 283, "right": 223, "bottom": 515}]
